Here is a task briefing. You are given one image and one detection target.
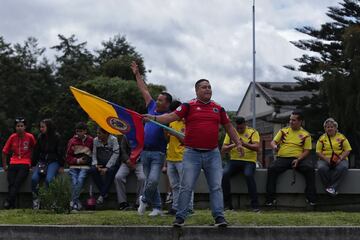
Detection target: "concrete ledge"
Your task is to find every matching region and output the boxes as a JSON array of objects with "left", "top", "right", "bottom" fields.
[
  {"left": 1, "top": 168, "right": 360, "bottom": 194},
  {"left": 0, "top": 225, "right": 360, "bottom": 240},
  {"left": 1, "top": 169, "right": 360, "bottom": 209}
]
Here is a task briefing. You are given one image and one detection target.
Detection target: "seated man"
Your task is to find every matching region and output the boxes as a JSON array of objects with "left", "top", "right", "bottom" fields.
[
  {"left": 65, "top": 122, "right": 93, "bottom": 211},
  {"left": 89, "top": 127, "right": 120, "bottom": 205},
  {"left": 114, "top": 136, "right": 145, "bottom": 210},
  {"left": 265, "top": 111, "right": 317, "bottom": 206},
  {"left": 221, "top": 117, "right": 260, "bottom": 212}
]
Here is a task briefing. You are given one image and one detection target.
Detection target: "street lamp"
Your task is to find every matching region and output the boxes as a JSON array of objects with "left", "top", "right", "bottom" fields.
[{"left": 251, "top": 0, "right": 256, "bottom": 128}]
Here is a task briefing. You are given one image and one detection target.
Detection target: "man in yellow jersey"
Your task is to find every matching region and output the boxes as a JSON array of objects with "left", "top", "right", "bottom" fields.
[
  {"left": 265, "top": 111, "right": 316, "bottom": 206},
  {"left": 221, "top": 117, "right": 260, "bottom": 212},
  {"left": 165, "top": 100, "right": 193, "bottom": 215}
]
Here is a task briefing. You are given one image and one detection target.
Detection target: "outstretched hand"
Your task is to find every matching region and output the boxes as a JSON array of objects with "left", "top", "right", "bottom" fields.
[{"left": 142, "top": 114, "right": 154, "bottom": 122}]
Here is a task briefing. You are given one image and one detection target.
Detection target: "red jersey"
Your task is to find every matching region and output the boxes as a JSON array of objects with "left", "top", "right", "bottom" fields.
[
  {"left": 175, "top": 99, "right": 230, "bottom": 149},
  {"left": 2, "top": 132, "right": 36, "bottom": 165}
]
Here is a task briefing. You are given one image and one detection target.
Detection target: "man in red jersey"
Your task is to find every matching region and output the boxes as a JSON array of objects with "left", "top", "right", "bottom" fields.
[{"left": 143, "top": 79, "right": 243, "bottom": 227}]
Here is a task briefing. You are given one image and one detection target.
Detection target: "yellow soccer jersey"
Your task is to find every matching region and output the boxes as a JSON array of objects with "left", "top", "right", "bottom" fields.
[
  {"left": 166, "top": 120, "right": 185, "bottom": 161},
  {"left": 223, "top": 127, "right": 259, "bottom": 163},
  {"left": 273, "top": 127, "right": 312, "bottom": 158},
  {"left": 316, "top": 132, "right": 352, "bottom": 160}
]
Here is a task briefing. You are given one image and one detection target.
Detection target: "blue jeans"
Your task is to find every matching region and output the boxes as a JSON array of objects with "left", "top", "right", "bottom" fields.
[
  {"left": 176, "top": 148, "right": 224, "bottom": 220},
  {"left": 317, "top": 159, "right": 348, "bottom": 190},
  {"left": 167, "top": 161, "right": 194, "bottom": 211},
  {"left": 89, "top": 165, "right": 119, "bottom": 197},
  {"left": 31, "top": 161, "right": 61, "bottom": 195},
  {"left": 140, "top": 151, "right": 165, "bottom": 209},
  {"left": 68, "top": 168, "right": 88, "bottom": 203},
  {"left": 222, "top": 160, "right": 259, "bottom": 209}
]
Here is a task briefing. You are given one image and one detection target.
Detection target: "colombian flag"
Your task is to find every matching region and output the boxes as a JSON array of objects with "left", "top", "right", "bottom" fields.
[{"left": 70, "top": 86, "right": 144, "bottom": 164}]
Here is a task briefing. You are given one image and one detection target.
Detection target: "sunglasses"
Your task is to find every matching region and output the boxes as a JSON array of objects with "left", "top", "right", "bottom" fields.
[{"left": 15, "top": 118, "right": 25, "bottom": 123}]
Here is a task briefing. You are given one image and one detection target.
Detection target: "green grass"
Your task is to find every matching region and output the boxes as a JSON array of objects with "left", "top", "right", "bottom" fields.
[{"left": 1, "top": 209, "right": 360, "bottom": 226}]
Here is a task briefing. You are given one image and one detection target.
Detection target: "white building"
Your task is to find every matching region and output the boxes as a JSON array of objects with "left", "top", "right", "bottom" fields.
[{"left": 236, "top": 82, "right": 317, "bottom": 167}]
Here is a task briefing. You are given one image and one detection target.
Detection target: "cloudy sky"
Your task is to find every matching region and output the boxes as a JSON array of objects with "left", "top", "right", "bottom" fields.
[{"left": 0, "top": 0, "right": 340, "bottom": 110}]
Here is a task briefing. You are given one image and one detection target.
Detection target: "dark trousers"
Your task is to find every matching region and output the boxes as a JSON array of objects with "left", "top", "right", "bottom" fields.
[
  {"left": 266, "top": 157, "right": 317, "bottom": 202},
  {"left": 89, "top": 165, "right": 119, "bottom": 197},
  {"left": 222, "top": 160, "right": 259, "bottom": 209},
  {"left": 7, "top": 164, "right": 30, "bottom": 207}
]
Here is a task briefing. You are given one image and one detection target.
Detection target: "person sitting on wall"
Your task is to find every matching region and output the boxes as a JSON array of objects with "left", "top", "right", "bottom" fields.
[
  {"left": 316, "top": 118, "right": 351, "bottom": 196},
  {"left": 265, "top": 111, "right": 317, "bottom": 206},
  {"left": 89, "top": 127, "right": 120, "bottom": 205},
  {"left": 114, "top": 135, "right": 146, "bottom": 210},
  {"left": 65, "top": 122, "right": 93, "bottom": 212},
  {"left": 2, "top": 117, "right": 36, "bottom": 209},
  {"left": 221, "top": 116, "right": 260, "bottom": 212}
]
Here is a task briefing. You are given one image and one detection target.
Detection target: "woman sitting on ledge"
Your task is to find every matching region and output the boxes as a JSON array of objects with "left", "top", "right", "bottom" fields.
[{"left": 316, "top": 118, "right": 352, "bottom": 196}]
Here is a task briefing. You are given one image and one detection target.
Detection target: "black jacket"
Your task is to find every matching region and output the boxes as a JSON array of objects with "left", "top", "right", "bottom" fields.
[{"left": 32, "top": 132, "right": 64, "bottom": 167}]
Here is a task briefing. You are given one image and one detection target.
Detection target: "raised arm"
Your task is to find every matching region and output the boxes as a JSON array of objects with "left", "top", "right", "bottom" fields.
[{"left": 131, "top": 61, "right": 152, "bottom": 106}]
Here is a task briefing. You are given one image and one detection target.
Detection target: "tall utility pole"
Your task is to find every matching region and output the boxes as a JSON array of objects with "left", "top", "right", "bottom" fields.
[{"left": 251, "top": 0, "right": 256, "bottom": 128}]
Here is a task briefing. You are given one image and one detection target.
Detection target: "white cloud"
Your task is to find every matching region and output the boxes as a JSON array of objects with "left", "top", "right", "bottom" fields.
[{"left": 0, "top": 0, "right": 340, "bottom": 110}]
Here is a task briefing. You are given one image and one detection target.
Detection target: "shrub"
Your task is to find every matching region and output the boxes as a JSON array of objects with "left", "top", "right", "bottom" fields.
[{"left": 38, "top": 175, "right": 71, "bottom": 213}]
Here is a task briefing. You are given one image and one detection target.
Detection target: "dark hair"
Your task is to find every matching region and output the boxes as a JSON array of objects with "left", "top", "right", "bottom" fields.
[
  {"left": 291, "top": 110, "right": 303, "bottom": 121},
  {"left": 235, "top": 116, "right": 245, "bottom": 125},
  {"left": 160, "top": 91, "right": 173, "bottom": 103},
  {"left": 195, "top": 79, "right": 210, "bottom": 90},
  {"left": 170, "top": 100, "right": 182, "bottom": 111},
  {"left": 75, "top": 122, "right": 88, "bottom": 131},
  {"left": 14, "top": 117, "right": 26, "bottom": 127},
  {"left": 97, "top": 127, "right": 109, "bottom": 135},
  {"left": 40, "top": 118, "right": 56, "bottom": 136}
]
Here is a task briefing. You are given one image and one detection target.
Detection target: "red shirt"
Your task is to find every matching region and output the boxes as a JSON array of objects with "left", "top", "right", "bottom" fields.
[
  {"left": 175, "top": 99, "right": 230, "bottom": 149},
  {"left": 2, "top": 132, "right": 36, "bottom": 165},
  {"left": 65, "top": 135, "right": 94, "bottom": 166}
]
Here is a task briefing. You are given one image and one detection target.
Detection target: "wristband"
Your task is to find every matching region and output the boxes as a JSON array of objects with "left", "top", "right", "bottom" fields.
[{"left": 154, "top": 116, "right": 157, "bottom": 122}]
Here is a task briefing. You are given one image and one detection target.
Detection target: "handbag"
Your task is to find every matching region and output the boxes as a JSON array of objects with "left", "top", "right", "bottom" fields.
[
  {"left": 38, "top": 153, "right": 48, "bottom": 176},
  {"left": 327, "top": 134, "right": 340, "bottom": 168},
  {"left": 38, "top": 161, "right": 48, "bottom": 176}
]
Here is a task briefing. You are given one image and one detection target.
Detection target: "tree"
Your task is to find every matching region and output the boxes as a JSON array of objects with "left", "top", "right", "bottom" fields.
[
  {"left": 0, "top": 37, "right": 56, "bottom": 135},
  {"left": 286, "top": 0, "right": 360, "bottom": 166},
  {"left": 51, "top": 34, "right": 95, "bottom": 87},
  {"left": 95, "top": 35, "right": 146, "bottom": 79}
]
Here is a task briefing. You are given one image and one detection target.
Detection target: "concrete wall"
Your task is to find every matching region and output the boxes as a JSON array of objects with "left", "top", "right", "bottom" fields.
[
  {"left": 1, "top": 169, "right": 360, "bottom": 210},
  {"left": 0, "top": 225, "right": 360, "bottom": 240}
]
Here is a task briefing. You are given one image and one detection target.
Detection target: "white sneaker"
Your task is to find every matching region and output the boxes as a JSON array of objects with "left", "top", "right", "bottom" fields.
[
  {"left": 137, "top": 196, "right": 148, "bottom": 215},
  {"left": 32, "top": 198, "right": 40, "bottom": 210},
  {"left": 149, "top": 208, "right": 163, "bottom": 217},
  {"left": 71, "top": 203, "right": 79, "bottom": 213},
  {"left": 77, "top": 201, "right": 83, "bottom": 210},
  {"left": 326, "top": 187, "right": 337, "bottom": 196},
  {"left": 97, "top": 196, "right": 104, "bottom": 204}
]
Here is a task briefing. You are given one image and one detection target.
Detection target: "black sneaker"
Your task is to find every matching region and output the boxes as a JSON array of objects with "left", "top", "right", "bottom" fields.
[
  {"left": 172, "top": 217, "right": 185, "bottom": 227},
  {"left": 306, "top": 199, "right": 316, "bottom": 206},
  {"left": 119, "top": 202, "right": 131, "bottom": 211},
  {"left": 264, "top": 199, "right": 277, "bottom": 207},
  {"left": 252, "top": 207, "right": 261, "bottom": 213},
  {"left": 214, "top": 216, "right": 228, "bottom": 227}
]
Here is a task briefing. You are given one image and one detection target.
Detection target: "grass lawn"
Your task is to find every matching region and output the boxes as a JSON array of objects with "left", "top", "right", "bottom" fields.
[{"left": 0, "top": 209, "right": 360, "bottom": 226}]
